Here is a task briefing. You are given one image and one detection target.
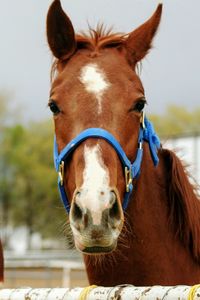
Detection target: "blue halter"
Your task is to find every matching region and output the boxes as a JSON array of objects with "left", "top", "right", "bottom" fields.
[{"left": 54, "top": 115, "right": 160, "bottom": 213}]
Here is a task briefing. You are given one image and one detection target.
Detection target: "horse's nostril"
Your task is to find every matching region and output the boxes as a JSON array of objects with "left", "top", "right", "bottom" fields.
[
  {"left": 83, "top": 213, "right": 89, "bottom": 228},
  {"left": 76, "top": 191, "right": 81, "bottom": 198},
  {"left": 72, "top": 202, "right": 83, "bottom": 220},
  {"left": 109, "top": 191, "right": 120, "bottom": 219},
  {"left": 109, "top": 201, "right": 119, "bottom": 219},
  {"left": 110, "top": 191, "right": 117, "bottom": 206}
]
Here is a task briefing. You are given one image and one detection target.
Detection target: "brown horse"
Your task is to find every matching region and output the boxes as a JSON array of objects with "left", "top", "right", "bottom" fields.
[
  {"left": 0, "top": 240, "right": 4, "bottom": 283},
  {"left": 46, "top": 0, "right": 200, "bottom": 286}
]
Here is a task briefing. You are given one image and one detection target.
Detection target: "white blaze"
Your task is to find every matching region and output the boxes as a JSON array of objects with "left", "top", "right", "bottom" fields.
[
  {"left": 77, "top": 145, "right": 111, "bottom": 225},
  {"left": 79, "top": 63, "right": 110, "bottom": 114}
]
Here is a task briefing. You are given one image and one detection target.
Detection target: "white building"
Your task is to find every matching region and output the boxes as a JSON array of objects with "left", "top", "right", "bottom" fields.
[{"left": 163, "top": 134, "right": 200, "bottom": 186}]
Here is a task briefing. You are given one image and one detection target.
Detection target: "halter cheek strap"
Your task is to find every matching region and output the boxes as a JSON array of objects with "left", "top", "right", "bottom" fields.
[{"left": 53, "top": 116, "right": 160, "bottom": 213}]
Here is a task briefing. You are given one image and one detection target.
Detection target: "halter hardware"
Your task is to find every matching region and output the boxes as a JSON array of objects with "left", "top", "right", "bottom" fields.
[
  {"left": 58, "top": 161, "right": 65, "bottom": 186},
  {"left": 140, "top": 111, "right": 146, "bottom": 129},
  {"left": 125, "top": 167, "right": 133, "bottom": 192}
]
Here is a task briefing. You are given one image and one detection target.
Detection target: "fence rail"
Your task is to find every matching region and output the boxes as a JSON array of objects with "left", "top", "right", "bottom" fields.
[
  {"left": 4, "top": 252, "right": 88, "bottom": 288},
  {"left": 0, "top": 285, "right": 199, "bottom": 300}
]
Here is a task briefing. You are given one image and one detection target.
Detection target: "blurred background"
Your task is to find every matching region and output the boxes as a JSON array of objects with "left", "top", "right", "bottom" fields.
[{"left": 0, "top": 0, "right": 199, "bottom": 289}]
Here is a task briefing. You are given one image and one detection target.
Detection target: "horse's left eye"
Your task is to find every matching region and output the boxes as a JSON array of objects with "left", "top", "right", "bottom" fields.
[
  {"left": 133, "top": 99, "right": 146, "bottom": 112},
  {"left": 49, "top": 100, "right": 60, "bottom": 115}
]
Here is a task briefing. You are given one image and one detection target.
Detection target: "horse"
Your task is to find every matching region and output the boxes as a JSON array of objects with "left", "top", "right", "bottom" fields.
[
  {"left": 0, "top": 239, "right": 4, "bottom": 283},
  {"left": 46, "top": 0, "right": 200, "bottom": 286}
]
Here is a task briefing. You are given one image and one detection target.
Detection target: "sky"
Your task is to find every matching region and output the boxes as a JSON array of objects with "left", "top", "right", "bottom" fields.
[{"left": 0, "top": 0, "right": 199, "bottom": 122}]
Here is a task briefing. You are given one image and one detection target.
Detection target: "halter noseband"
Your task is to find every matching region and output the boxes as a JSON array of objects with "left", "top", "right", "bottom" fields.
[{"left": 54, "top": 114, "right": 160, "bottom": 213}]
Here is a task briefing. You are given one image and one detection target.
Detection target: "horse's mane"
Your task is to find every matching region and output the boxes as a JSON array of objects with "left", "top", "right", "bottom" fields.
[
  {"left": 76, "top": 24, "right": 127, "bottom": 50},
  {"left": 162, "top": 148, "right": 200, "bottom": 262}
]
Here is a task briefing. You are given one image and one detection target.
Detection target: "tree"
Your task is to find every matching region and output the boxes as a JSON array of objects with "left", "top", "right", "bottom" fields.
[
  {"left": 0, "top": 114, "right": 67, "bottom": 248},
  {"left": 150, "top": 105, "right": 200, "bottom": 137},
  {"left": 6, "top": 121, "right": 66, "bottom": 246},
  {"left": 0, "top": 93, "right": 17, "bottom": 246}
]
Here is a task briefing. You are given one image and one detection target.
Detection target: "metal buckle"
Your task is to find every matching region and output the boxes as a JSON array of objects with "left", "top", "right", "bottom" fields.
[
  {"left": 140, "top": 111, "right": 146, "bottom": 129},
  {"left": 125, "top": 167, "right": 132, "bottom": 193},
  {"left": 58, "top": 161, "right": 65, "bottom": 186}
]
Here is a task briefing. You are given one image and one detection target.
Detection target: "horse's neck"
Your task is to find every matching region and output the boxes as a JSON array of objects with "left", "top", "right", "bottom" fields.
[
  {"left": 84, "top": 143, "right": 200, "bottom": 285},
  {"left": 130, "top": 143, "right": 171, "bottom": 247},
  {"left": 125, "top": 144, "right": 200, "bottom": 283},
  {"left": 123, "top": 144, "right": 179, "bottom": 276}
]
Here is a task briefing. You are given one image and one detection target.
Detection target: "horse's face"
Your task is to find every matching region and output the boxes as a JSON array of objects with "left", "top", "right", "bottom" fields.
[
  {"left": 50, "top": 52, "right": 143, "bottom": 253},
  {"left": 47, "top": 0, "right": 162, "bottom": 254}
]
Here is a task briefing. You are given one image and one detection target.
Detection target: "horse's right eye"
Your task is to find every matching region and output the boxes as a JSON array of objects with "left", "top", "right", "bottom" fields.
[{"left": 49, "top": 100, "right": 60, "bottom": 115}]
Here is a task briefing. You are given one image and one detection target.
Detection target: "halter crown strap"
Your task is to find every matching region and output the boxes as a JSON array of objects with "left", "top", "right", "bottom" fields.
[
  {"left": 53, "top": 116, "right": 160, "bottom": 213},
  {"left": 143, "top": 118, "right": 160, "bottom": 166}
]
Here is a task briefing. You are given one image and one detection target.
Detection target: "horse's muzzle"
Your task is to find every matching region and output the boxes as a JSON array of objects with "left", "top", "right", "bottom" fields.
[{"left": 69, "top": 190, "right": 124, "bottom": 254}]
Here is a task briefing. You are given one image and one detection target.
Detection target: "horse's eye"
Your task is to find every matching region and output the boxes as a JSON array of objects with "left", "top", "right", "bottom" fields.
[
  {"left": 49, "top": 100, "right": 60, "bottom": 115},
  {"left": 133, "top": 99, "right": 146, "bottom": 113}
]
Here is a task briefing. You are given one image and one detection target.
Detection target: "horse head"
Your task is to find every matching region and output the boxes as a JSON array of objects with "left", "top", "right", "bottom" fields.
[{"left": 46, "top": 0, "right": 162, "bottom": 255}]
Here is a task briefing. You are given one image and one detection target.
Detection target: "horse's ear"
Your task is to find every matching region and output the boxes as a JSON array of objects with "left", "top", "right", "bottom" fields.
[
  {"left": 46, "top": 0, "right": 76, "bottom": 60},
  {"left": 125, "top": 4, "right": 162, "bottom": 67}
]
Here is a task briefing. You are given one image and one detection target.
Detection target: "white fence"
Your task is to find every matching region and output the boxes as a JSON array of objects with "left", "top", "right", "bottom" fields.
[
  {"left": 3, "top": 251, "right": 88, "bottom": 288},
  {"left": 0, "top": 285, "right": 200, "bottom": 300}
]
